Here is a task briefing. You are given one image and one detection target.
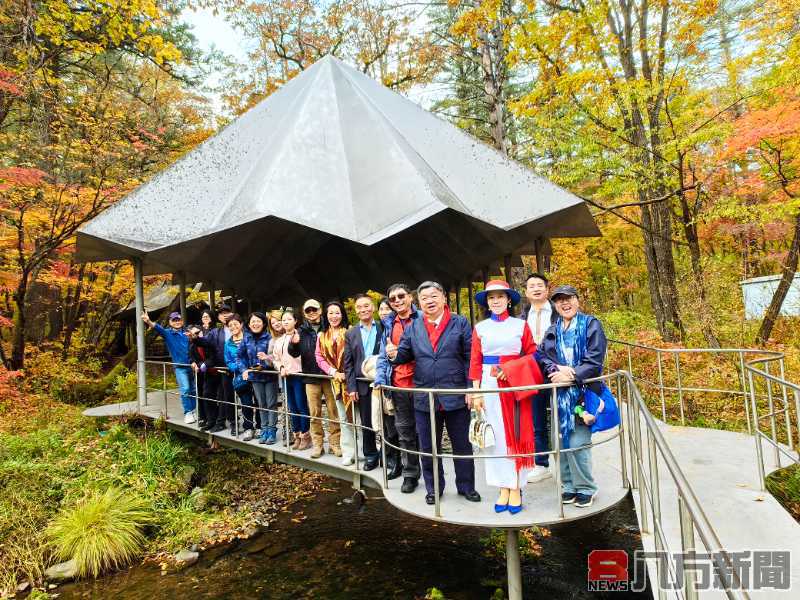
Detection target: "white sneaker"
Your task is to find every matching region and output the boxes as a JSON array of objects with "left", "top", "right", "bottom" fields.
[
  {"left": 242, "top": 429, "right": 254, "bottom": 442},
  {"left": 527, "top": 465, "right": 552, "bottom": 483},
  {"left": 184, "top": 411, "right": 196, "bottom": 424},
  {"left": 341, "top": 456, "right": 355, "bottom": 466}
]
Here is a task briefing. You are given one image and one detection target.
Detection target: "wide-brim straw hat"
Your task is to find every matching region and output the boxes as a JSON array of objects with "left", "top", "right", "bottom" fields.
[{"left": 475, "top": 279, "right": 521, "bottom": 308}]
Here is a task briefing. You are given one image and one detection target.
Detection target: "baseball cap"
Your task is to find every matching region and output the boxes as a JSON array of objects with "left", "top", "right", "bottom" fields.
[
  {"left": 168, "top": 311, "right": 182, "bottom": 321},
  {"left": 302, "top": 299, "right": 322, "bottom": 311},
  {"left": 550, "top": 285, "right": 579, "bottom": 300}
]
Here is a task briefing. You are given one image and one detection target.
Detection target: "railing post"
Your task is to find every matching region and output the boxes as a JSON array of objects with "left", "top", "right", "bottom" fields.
[
  {"left": 765, "top": 362, "right": 780, "bottom": 468},
  {"left": 162, "top": 363, "right": 168, "bottom": 417},
  {"left": 627, "top": 346, "right": 633, "bottom": 380},
  {"left": 678, "top": 495, "right": 699, "bottom": 600},
  {"left": 617, "top": 373, "right": 629, "bottom": 489},
  {"left": 779, "top": 358, "right": 793, "bottom": 450},
  {"left": 739, "top": 351, "right": 752, "bottom": 434},
  {"left": 353, "top": 396, "right": 360, "bottom": 471},
  {"left": 234, "top": 390, "right": 240, "bottom": 438},
  {"left": 194, "top": 369, "right": 199, "bottom": 427},
  {"left": 648, "top": 428, "right": 666, "bottom": 600},
  {"left": 428, "top": 391, "right": 441, "bottom": 518},
  {"left": 550, "top": 387, "right": 564, "bottom": 519},
  {"left": 634, "top": 382, "right": 649, "bottom": 534},
  {"left": 379, "top": 387, "right": 388, "bottom": 489},
  {"left": 627, "top": 376, "right": 638, "bottom": 490},
  {"left": 674, "top": 354, "right": 685, "bottom": 426},
  {"left": 794, "top": 389, "right": 800, "bottom": 460},
  {"left": 656, "top": 350, "right": 666, "bottom": 421},
  {"left": 132, "top": 257, "right": 147, "bottom": 411},
  {"left": 748, "top": 370, "right": 766, "bottom": 490},
  {"left": 282, "top": 376, "right": 291, "bottom": 452}
]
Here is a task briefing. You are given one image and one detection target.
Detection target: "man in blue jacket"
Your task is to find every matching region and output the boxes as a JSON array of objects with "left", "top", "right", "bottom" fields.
[
  {"left": 388, "top": 281, "right": 480, "bottom": 505},
  {"left": 142, "top": 310, "right": 196, "bottom": 424}
]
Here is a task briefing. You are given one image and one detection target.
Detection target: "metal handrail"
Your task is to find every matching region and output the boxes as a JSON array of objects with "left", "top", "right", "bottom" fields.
[
  {"left": 608, "top": 339, "right": 800, "bottom": 488},
  {"left": 138, "top": 356, "right": 760, "bottom": 598}
]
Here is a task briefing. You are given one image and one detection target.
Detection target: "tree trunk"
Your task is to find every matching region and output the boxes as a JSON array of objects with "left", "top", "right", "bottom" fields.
[
  {"left": 475, "top": 0, "right": 510, "bottom": 155},
  {"left": 10, "top": 273, "right": 29, "bottom": 369},
  {"left": 62, "top": 263, "right": 87, "bottom": 357},
  {"left": 755, "top": 212, "right": 800, "bottom": 346}
]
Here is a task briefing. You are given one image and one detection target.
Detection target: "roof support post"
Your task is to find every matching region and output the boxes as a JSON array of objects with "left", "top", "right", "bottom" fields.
[
  {"left": 482, "top": 266, "right": 490, "bottom": 286},
  {"left": 178, "top": 271, "right": 187, "bottom": 322},
  {"left": 503, "top": 253, "right": 513, "bottom": 285},
  {"left": 467, "top": 281, "right": 475, "bottom": 326},
  {"left": 208, "top": 281, "right": 215, "bottom": 310},
  {"left": 133, "top": 257, "right": 147, "bottom": 410},
  {"left": 534, "top": 238, "right": 544, "bottom": 273},
  {"left": 454, "top": 281, "right": 461, "bottom": 316}
]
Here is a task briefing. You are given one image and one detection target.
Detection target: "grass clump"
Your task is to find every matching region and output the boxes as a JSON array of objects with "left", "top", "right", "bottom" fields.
[{"left": 48, "top": 487, "right": 153, "bottom": 578}]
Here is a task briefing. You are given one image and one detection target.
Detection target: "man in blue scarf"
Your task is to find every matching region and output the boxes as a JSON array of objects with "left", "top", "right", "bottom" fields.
[{"left": 535, "top": 285, "right": 607, "bottom": 508}]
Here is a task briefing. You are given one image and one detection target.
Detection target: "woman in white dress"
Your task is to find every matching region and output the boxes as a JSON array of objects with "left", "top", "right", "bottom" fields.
[{"left": 469, "top": 280, "right": 542, "bottom": 514}]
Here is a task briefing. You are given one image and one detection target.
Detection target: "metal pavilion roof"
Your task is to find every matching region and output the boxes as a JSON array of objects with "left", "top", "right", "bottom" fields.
[{"left": 76, "top": 55, "right": 599, "bottom": 303}]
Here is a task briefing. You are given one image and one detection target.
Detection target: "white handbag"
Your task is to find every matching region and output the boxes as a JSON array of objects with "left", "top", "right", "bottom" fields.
[{"left": 468, "top": 409, "right": 495, "bottom": 449}]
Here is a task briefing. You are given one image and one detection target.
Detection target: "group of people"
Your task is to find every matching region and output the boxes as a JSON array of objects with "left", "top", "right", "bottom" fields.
[{"left": 143, "top": 272, "right": 608, "bottom": 514}]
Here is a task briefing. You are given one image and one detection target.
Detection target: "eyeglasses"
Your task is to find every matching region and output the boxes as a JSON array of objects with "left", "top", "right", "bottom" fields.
[{"left": 388, "top": 292, "right": 407, "bottom": 303}]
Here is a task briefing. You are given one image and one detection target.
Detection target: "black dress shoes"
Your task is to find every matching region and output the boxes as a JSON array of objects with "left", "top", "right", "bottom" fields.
[
  {"left": 425, "top": 493, "right": 436, "bottom": 505},
  {"left": 363, "top": 457, "right": 380, "bottom": 471},
  {"left": 387, "top": 461, "right": 403, "bottom": 480},
  {"left": 459, "top": 490, "right": 482, "bottom": 502},
  {"left": 400, "top": 478, "right": 418, "bottom": 493}
]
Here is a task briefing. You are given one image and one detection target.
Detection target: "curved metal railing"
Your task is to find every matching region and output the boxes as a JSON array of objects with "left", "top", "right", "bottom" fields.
[
  {"left": 607, "top": 339, "right": 800, "bottom": 489},
  {"left": 135, "top": 355, "right": 760, "bottom": 599}
]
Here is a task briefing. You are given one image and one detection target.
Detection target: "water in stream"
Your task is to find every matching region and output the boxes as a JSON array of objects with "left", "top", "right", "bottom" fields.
[{"left": 58, "top": 477, "right": 649, "bottom": 599}]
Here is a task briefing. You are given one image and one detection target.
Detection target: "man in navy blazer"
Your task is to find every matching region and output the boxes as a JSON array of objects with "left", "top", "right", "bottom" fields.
[
  {"left": 388, "top": 281, "right": 480, "bottom": 505},
  {"left": 344, "top": 294, "right": 400, "bottom": 476}
]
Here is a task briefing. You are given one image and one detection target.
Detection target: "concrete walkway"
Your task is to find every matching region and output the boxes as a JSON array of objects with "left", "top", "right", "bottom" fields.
[{"left": 631, "top": 417, "right": 800, "bottom": 599}]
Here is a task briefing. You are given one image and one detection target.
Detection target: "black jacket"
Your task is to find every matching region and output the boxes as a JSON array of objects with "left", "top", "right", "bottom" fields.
[
  {"left": 344, "top": 321, "right": 384, "bottom": 396},
  {"left": 195, "top": 326, "right": 227, "bottom": 369},
  {"left": 287, "top": 321, "right": 325, "bottom": 383}
]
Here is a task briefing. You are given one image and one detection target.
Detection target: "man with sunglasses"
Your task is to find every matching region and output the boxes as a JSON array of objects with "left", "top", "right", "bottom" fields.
[
  {"left": 374, "top": 283, "right": 422, "bottom": 493},
  {"left": 288, "top": 299, "right": 341, "bottom": 458}
]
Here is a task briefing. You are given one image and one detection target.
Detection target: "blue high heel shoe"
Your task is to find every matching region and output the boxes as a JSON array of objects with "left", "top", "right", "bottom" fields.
[
  {"left": 495, "top": 492, "right": 510, "bottom": 513},
  {"left": 508, "top": 491, "right": 523, "bottom": 515}
]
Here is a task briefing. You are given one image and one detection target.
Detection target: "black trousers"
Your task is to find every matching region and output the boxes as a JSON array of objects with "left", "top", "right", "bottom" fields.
[
  {"left": 415, "top": 406, "right": 475, "bottom": 496},
  {"left": 205, "top": 371, "right": 234, "bottom": 428},
  {"left": 357, "top": 390, "right": 401, "bottom": 464},
  {"left": 357, "top": 389, "right": 379, "bottom": 460},
  {"left": 195, "top": 371, "right": 207, "bottom": 422},
  {"left": 392, "top": 390, "right": 420, "bottom": 480}
]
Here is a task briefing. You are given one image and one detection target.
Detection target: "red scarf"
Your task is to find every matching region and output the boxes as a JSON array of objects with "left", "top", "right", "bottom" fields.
[
  {"left": 497, "top": 355, "right": 544, "bottom": 471},
  {"left": 423, "top": 305, "right": 451, "bottom": 351}
]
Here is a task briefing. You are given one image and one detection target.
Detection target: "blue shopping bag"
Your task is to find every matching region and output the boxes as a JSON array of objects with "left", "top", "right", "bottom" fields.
[{"left": 583, "top": 384, "right": 620, "bottom": 433}]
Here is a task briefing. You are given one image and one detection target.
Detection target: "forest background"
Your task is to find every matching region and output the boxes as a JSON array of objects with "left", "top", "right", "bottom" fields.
[{"left": 2, "top": 0, "right": 800, "bottom": 386}]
